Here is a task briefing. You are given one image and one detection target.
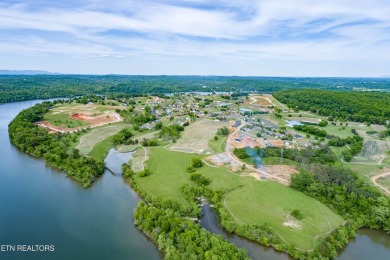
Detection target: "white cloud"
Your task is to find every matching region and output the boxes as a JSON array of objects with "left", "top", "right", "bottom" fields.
[{"left": 0, "top": 0, "right": 390, "bottom": 75}]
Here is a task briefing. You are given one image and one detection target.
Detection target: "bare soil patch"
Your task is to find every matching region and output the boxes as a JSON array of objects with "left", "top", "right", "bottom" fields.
[
  {"left": 70, "top": 112, "right": 120, "bottom": 125},
  {"left": 283, "top": 214, "right": 302, "bottom": 230},
  {"left": 262, "top": 165, "right": 299, "bottom": 183},
  {"left": 206, "top": 153, "right": 230, "bottom": 166},
  {"left": 37, "top": 111, "right": 121, "bottom": 133},
  {"left": 248, "top": 95, "right": 273, "bottom": 106}
]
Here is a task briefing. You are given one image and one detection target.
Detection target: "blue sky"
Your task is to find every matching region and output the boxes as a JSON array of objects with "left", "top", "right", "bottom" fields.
[{"left": 1, "top": 0, "right": 390, "bottom": 76}]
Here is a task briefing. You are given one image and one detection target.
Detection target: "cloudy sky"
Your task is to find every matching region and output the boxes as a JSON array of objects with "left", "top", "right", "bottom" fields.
[{"left": 1, "top": 0, "right": 390, "bottom": 76}]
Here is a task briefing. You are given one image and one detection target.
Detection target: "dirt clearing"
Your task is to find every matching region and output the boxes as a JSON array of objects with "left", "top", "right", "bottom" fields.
[{"left": 248, "top": 95, "right": 273, "bottom": 106}]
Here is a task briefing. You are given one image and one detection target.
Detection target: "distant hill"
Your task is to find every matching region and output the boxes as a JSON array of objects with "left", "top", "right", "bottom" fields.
[{"left": 0, "top": 70, "right": 59, "bottom": 75}]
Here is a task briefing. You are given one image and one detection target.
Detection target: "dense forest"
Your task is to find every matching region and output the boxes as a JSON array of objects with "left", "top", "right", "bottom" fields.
[
  {"left": 134, "top": 202, "right": 249, "bottom": 259},
  {"left": 1, "top": 75, "right": 390, "bottom": 104},
  {"left": 8, "top": 101, "right": 104, "bottom": 187},
  {"left": 291, "top": 165, "right": 390, "bottom": 258},
  {"left": 274, "top": 89, "right": 390, "bottom": 124}
]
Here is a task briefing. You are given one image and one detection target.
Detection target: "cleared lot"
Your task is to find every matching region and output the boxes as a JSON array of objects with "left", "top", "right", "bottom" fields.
[
  {"left": 169, "top": 119, "right": 227, "bottom": 154},
  {"left": 77, "top": 124, "right": 126, "bottom": 155}
]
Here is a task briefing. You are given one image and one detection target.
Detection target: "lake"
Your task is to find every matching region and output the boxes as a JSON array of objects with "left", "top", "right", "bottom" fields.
[
  {"left": 0, "top": 100, "right": 389, "bottom": 260},
  {"left": 0, "top": 100, "right": 160, "bottom": 260}
]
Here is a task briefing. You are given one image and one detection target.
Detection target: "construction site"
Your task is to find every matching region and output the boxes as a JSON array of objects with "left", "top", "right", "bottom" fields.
[{"left": 35, "top": 103, "right": 122, "bottom": 133}]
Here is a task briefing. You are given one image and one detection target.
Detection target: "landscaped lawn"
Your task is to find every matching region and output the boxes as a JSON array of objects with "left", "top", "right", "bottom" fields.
[
  {"left": 223, "top": 181, "right": 345, "bottom": 250},
  {"left": 134, "top": 147, "right": 198, "bottom": 206}
]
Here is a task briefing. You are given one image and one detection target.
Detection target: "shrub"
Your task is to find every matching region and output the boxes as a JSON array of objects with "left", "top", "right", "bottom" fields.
[
  {"left": 217, "top": 126, "right": 229, "bottom": 136},
  {"left": 291, "top": 209, "right": 303, "bottom": 220},
  {"left": 186, "top": 167, "right": 196, "bottom": 173},
  {"left": 190, "top": 173, "right": 211, "bottom": 186},
  {"left": 192, "top": 157, "right": 203, "bottom": 168},
  {"left": 139, "top": 169, "right": 152, "bottom": 177},
  {"left": 319, "top": 120, "right": 328, "bottom": 127}
]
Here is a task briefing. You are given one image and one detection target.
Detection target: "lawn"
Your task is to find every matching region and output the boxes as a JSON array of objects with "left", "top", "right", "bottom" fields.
[
  {"left": 88, "top": 135, "right": 114, "bottom": 161},
  {"left": 134, "top": 147, "right": 197, "bottom": 206},
  {"left": 321, "top": 125, "right": 354, "bottom": 138},
  {"left": 77, "top": 123, "right": 127, "bottom": 155},
  {"left": 208, "top": 135, "right": 228, "bottom": 154},
  {"left": 223, "top": 181, "right": 345, "bottom": 250},
  {"left": 134, "top": 147, "right": 345, "bottom": 250}
]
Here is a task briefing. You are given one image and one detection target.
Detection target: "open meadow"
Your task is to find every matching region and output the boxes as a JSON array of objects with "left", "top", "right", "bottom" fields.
[{"left": 223, "top": 181, "right": 345, "bottom": 250}]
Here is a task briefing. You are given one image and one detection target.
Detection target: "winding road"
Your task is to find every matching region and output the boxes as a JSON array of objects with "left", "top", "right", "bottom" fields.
[{"left": 371, "top": 172, "right": 390, "bottom": 195}]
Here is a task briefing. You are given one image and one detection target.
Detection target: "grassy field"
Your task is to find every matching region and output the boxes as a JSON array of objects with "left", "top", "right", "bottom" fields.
[
  {"left": 337, "top": 162, "right": 383, "bottom": 180},
  {"left": 88, "top": 135, "right": 114, "bottom": 161},
  {"left": 208, "top": 135, "right": 228, "bottom": 154},
  {"left": 331, "top": 147, "right": 345, "bottom": 159},
  {"left": 169, "top": 119, "right": 227, "bottom": 154},
  {"left": 263, "top": 157, "right": 299, "bottom": 167},
  {"left": 322, "top": 125, "right": 354, "bottom": 138},
  {"left": 77, "top": 123, "right": 127, "bottom": 155},
  {"left": 134, "top": 147, "right": 244, "bottom": 206},
  {"left": 382, "top": 157, "right": 390, "bottom": 165},
  {"left": 224, "top": 181, "right": 345, "bottom": 250},
  {"left": 134, "top": 147, "right": 344, "bottom": 250},
  {"left": 134, "top": 147, "right": 198, "bottom": 206},
  {"left": 377, "top": 175, "right": 390, "bottom": 191}
]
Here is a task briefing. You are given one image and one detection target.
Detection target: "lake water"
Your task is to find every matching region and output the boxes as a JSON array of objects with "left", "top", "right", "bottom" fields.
[
  {"left": 104, "top": 148, "right": 134, "bottom": 174},
  {"left": 0, "top": 100, "right": 160, "bottom": 260},
  {"left": 285, "top": 120, "right": 303, "bottom": 127},
  {"left": 0, "top": 100, "right": 389, "bottom": 260}
]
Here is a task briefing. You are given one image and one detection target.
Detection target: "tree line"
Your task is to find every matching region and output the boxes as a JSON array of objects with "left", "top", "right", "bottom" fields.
[
  {"left": 1, "top": 75, "right": 390, "bottom": 104},
  {"left": 8, "top": 101, "right": 104, "bottom": 187},
  {"left": 273, "top": 89, "right": 390, "bottom": 125},
  {"left": 291, "top": 164, "right": 390, "bottom": 258}
]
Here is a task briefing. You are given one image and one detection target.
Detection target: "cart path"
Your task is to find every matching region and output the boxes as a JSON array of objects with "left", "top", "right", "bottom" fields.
[{"left": 371, "top": 172, "right": 390, "bottom": 195}]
